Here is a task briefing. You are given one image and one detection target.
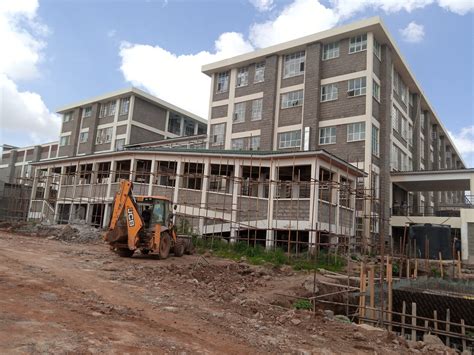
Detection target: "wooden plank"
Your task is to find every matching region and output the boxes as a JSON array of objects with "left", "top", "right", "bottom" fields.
[
  {"left": 411, "top": 302, "right": 417, "bottom": 341},
  {"left": 457, "top": 251, "right": 462, "bottom": 278},
  {"left": 446, "top": 309, "right": 450, "bottom": 347},
  {"left": 433, "top": 310, "right": 438, "bottom": 331},
  {"left": 439, "top": 252, "right": 444, "bottom": 278},
  {"left": 414, "top": 258, "right": 418, "bottom": 279},
  {"left": 387, "top": 258, "right": 393, "bottom": 332},
  {"left": 368, "top": 266, "right": 375, "bottom": 319},
  {"left": 406, "top": 258, "right": 410, "bottom": 279},
  {"left": 359, "top": 263, "right": 366, "bottom": 321},
  {"left": 461, "top": 319, "right": 466, "bottom": 351},
  {"left": 401, "top": 301, "right": 406, "bottom": 337}
]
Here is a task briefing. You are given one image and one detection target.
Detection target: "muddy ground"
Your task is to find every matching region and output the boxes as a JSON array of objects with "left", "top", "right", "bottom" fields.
[{"left": 0, "top": 229, "right": 454, "bottom": 354}]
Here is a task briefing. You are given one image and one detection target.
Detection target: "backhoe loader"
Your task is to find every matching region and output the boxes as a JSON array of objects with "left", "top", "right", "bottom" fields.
[{"left": 104, "top": 179, "right": 193, "bottom": 258}]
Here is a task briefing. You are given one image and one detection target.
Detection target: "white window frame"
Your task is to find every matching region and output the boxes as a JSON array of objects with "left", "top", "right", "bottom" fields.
[
  {"left": 319, "top": 127, "right": 336, "bottom": 145},
  {"left": 281, "top": 90, "right": 304, "bottom": 109},
  {"left": 231, "top": 138, "right": 244, "bottom": 150},
  {"left": 63, "top": 112, "right": 72, "bottom": 122},
  {"left": 82, "top": 106, "right": 92, "bottom": 118},
  {"left": 372, "top": 80, "right": 380, "bottom": 102},
  {"left": 108, "top": 101, "right": 116, "bottom": 117},
  {"left": 115, "top": 138, "right": 126, "bottom": 151},
  {"left": 392, "top": 106, "right": 399, "bottom": 132},
  {"left": 408, "top": 123, "right": 413, "bottom": 147},
  {"left": 119, "top": 97, "right": 130, "bottom": 115},
  {"left": 373, "top": 38, "right": 381, "bottom": 60},
  {"left": 321, "top": 84, "right": 338, "bottom": 102},
  {"left": 254, "top": 62, "right": 265, "bottom": 83},
  {"left": 216, "top": 71, "right": 229, "bottom": 93},
  {"left": 322, "top": 42, "right": 339, "bottom": 60},
  {"left": 347, "top": 77, "right": 366, "bottom": 97},
  {"left": 79, "top": 131, "right": 89, "bottom": 143},
  {"left": 421, "top": 137, "right": 425, "bottom": 159},
  {"left": 96, "top": 127, "right": 113, "bottom": 145},
  {"left": 250, "top": 136, "right": 260, "bottom": 150},
  {"left": 347, "top": 122, "right": 365, "bottom": 142},
  {"left": 283, "top": 51, "right": 305, "bottom": 78},
  {"left": 59, "top": 135, "right": 70, "bottom": 146},
  {"left": 278, "top": 130, "right": 301, "bottom": 149},
  {"left": 251, "top": 99, "right": 263, "bottom": 121},
  {"left": 211, "top": 123, "right": 225, "bottom": 146},
  {"left": 236, "top": 67, "right": 249, "bottom": 87},
  {"left": 233, "top": 102, "right": 246, "bottom": 123},
  {"left": 349, "top": 34, "right": 367, "bottom": 53},
  {"left": 372, "top": 125, "right": 379, "bottom": 157}
]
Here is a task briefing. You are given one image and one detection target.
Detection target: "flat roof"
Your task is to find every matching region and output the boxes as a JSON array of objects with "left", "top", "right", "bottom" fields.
[
  {"left": 56, "top": 87, "right": 207, "bottom": 124},
  {"left": 201, "top": 16, "right": 465, "bottom": 167}
]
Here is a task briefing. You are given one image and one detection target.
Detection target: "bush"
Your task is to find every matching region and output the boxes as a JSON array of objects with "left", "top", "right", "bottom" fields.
[{"left": 293, "top": 299, "right": 312, "bottom": 310}]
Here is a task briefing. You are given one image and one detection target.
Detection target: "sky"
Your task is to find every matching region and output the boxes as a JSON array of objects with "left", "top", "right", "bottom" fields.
[{"left": 0, "top": 0, "right": 473, "bottom": 165}]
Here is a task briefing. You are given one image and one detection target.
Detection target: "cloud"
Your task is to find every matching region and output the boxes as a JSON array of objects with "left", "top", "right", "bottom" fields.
[
  {"left": 0, "top": 0, "right": 60, "bottom": 147},
  {"left": 0, "top": 74, "right": 60, "bottom": 146},
  {"left": 119, "top": 0, "right": 473, "bottom": 121},
  {"left": 107, "top": 29, "right": 116, "bottom": 38},
  {"left": 400, "top": 21, "right": 425, "bottom": 43},
  {"left": 119, "top": 32, "right": 253, "bottom": 118},
  {"left": 448, "top": 126, "right": 474, "bottom": 167},
  {"left": 249, "top": 0, "right": 274, "bottom": 12}
]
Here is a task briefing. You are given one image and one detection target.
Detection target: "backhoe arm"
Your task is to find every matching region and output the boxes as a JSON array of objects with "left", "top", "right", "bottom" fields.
[{"left": 106, "top": 180, "right": 144, "bottom": 249}]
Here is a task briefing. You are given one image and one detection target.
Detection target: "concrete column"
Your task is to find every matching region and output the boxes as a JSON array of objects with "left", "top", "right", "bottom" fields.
[
  {"left": 106, "top": 160, "right": 116, "bottom": 199},
  {"left": 199, "top": 158, "right": 211, "bottom": 235},
  {"left": 148, "top": 159, "right": 156, "bottom": 196},
  {"left": 230, "top": 162, "right": 241, "bottom": 243},
  {"left": 173, "top": 160, "right": 183, "bottom": 205},
  {"left": 308, "top": 160, "right": 319, "bottom": 251},
  {"left": 266, "top": 163, "right": 277, "bottom": 249}
]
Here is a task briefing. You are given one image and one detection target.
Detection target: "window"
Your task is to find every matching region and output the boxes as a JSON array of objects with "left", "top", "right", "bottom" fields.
[
  {"left": 250, "top": 136, "right": 260, "bottom": 150},
  {"left": 82, "top": 106, "right": 92, "bottom": 118},
  {"left": 283, "top": 51, "right": 305, "bottom": 78},
  {"left": 372, "top": 80, "right": 380, "bottom": 101},
  {"left": 421, "top": 137, "right": 425, "bottom": 159},
  {"left": 254, "top": 62, "right": 265, "bottom": 83},
  {"left": 372, "top": 125, "right": 379, "bottom": 156},
  {"left": 115, "top": 138, "right": 125, "bottom": 151},
  {"left": 281, "top": 90, "right": 304, "bottom": 108},
  {"left": 79, "top": 131, "right": 89, "bottom": 143},
  {"left": 251, "top": 99, "right": 263, "bottom": 121},
  {"left": 392, "top": 106, "right": 400, "bottom": 132},
  {"left": 347, "top": 122, "right": 365, "bottom": 142},
  {"left": 319, "top": 127, "right": 336, "bottom": 145},
  {"left": 231, "top": 138, "right": 244, "bottom": 150},
  {"left": 278, "top": 130, "right": 301, "bottom": 149},
  {"left": 59, "top": 135, "right": 70, "bottom": 146},
  {"left": 347, "top": 77, "right": 366, "bottom": 97},
  {"left": 401, "top": 117, "right": 408, "bottom": 140},
  {"left": 168, "top": 113, "right": 182, "bottom": 135},
  {"left": 108, "top": 101, "right": 116, "bottom": 116},
  {"left": 96, "top": 127, "right": 113, "bottom": 144},
  {"left": 349, "top": 34, "right": 367, "bottom": 53},
  {"left": 393, "top": 70, "right": 408, "bottom": 104},
  {"left": 99, "top": 103, "right": 107, "bottom": 118},
  {"left": 216, "top": 71, "right": 229, "bottom": 93},
  {"left": 119, "top": 97, "right": 130, "bottom": 115},
  {"left": 99, "top": 101, "right": 116, "bottom": 118},
  {"left": 420, "top": 113, "right": 425, "bottom": 130},
  {"left": 408, "top": 123, "right": 413, "bottom": 146},
  {"left": 322, "top": 42, "right": 339, "bottom": 60},
  {"left": 184, "top": 119, "right": 195, "bottom": 136},
  {"left": 63, "top": 112, "right": 72, "bottom": 122},
  {"left": 391, "top": 144, "right": 399, "bottom": 170},
  {"left": 321, "top": 84, "right": 338, "bottom": 102},
  {"left": 233, "top": 102, "right": 246, "bottom": 123},
  {"left": 373, "top": 38, "right": 381, "bottom": 60},
  {"left": 211, "top": 123, "right": 225, "bottom": 146},
  {"left": 236, "top": 67, "right": 249, "bottom": 87}
]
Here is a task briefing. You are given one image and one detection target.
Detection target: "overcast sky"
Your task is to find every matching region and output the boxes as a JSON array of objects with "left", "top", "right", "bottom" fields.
[{"left": 0, "top": 0, "right": 473, "bottom": 165}]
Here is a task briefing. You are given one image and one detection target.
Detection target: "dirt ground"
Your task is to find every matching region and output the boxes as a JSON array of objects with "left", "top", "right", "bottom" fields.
[{"left": 0, "top": 230, "right": 448, "bottom": 354}]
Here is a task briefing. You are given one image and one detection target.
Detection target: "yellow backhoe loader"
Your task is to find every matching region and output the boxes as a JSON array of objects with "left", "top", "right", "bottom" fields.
[{"left": 104, "top": 180, "right": 193, "bottom": 258}]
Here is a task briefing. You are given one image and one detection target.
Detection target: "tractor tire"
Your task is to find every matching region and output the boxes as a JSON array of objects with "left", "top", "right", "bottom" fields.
[
  {"left": 115, "top": 248, "right": 134, "bottom": 258},
  {"left": 140, "top": 249, "right": 150, "bottom": 255},
  {"left": 184, "top": 239, "right": 195, "bottom": 255},
  {"left": 159, "top": 232, "right": 171, "bottom": 259},
  {"left": 173, "top": 239, "right": 185, "bottom": 257}
]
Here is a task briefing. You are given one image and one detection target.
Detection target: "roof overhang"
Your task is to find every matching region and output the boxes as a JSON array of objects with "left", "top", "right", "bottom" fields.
[{"left": 391, "top": 169, "right": 474, "bottom": 192}]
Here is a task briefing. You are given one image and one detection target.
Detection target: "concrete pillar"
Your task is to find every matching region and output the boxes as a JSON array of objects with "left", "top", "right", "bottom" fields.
[
  {"left": 173, "top": 160, "right": 183, "bottom": 205},
  {"left": 266, "top": 163, "right": 278, "bottom": 249},
  {"left": 148, "top": 159, "right": 156, "bottom": 196},
  {"left": 199, "top": 158, "right": 211, "bottom": 235},
  {"left": 230, "top": 162, "right": 241, "bottom": 243},
  {"left": 308, "top": 161, "right": 320, "bottom": 252}
]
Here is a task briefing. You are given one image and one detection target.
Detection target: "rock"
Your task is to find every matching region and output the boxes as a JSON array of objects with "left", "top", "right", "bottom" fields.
[
  {"left": 303, "top": 277, "right": 319, "bottom": 293},
  {"left": 323, "top": 310, "right": 334, "bottom": 319},
  {"left": 163, "top": 306, "right": 178, "bottom": 312},
  {"left": 334, "top": 315, "right": 351, "bottom": 323},
  {"left": 422, "top": 334, "right": 444, "bottom": 347},
  {"left": 353, "top": 331, "right": 365, "bottom": 341},
  {"left": 406, "top": 340, "right": 418, "bottom": 349},
  {"left": 356, "top": 323, "right": 384, "bottom": 332},
  {"left": 291, "top": 318, "right": 302, "bottom": 326}
]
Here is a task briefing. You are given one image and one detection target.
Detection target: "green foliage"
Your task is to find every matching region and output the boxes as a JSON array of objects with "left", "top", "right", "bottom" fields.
[
  {"left": 194, "top": 238, "right": 345, "bottom": 272},
  {"left": 293, "top": 299, "right": 312, "bottom": 310}
]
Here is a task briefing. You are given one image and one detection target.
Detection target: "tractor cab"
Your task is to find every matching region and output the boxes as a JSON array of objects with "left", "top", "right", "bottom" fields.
[{"left": 135, "top": 196, "right": 172, "bottom": 230}]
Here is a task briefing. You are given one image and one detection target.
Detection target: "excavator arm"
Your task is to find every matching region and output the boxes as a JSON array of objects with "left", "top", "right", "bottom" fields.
[{"left": 106, "top": 180, "right": 144, "bottom": 250}]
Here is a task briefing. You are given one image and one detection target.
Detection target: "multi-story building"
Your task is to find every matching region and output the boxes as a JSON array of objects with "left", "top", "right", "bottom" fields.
[
  {"left": 56, "top": 87, "right": 207, "bottom": 157},
  {"left": 201, "top": 16, "right": 470, "bottom": 247}
]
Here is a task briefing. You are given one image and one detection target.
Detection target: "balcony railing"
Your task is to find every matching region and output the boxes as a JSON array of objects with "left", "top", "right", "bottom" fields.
[{"left": 391, "top": 197, "right": 473, "bottom": 217}]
